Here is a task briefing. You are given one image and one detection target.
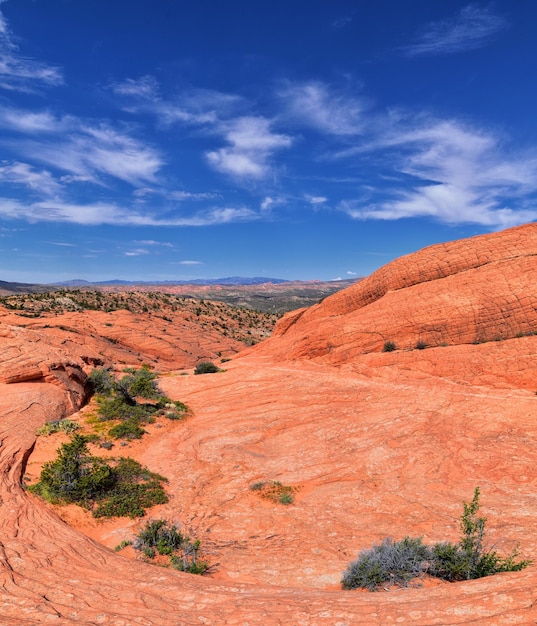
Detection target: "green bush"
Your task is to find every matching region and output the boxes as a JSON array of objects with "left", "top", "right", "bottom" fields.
[
  {"left": 119, "top": 365, "right": 161, "bottom": 400},
  {"left": 29, "top": 434, "right": 113, "bottom": 504},
  {"left": 194, "top": 361, "right": 220, "bottom": 375},
  {"left": 29, "top": 435, "right": 168, "bottom": 518},
  {"left": 342, "top": 488, "right": 530, "bottom": 591}
]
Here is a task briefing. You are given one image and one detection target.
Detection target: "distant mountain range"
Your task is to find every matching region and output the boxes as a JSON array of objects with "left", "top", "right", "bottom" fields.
[{"left": 53, "top": 277, "right": 291, "bottom": 287}]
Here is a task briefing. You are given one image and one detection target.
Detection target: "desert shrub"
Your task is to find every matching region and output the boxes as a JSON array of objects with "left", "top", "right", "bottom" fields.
[
  {"left": 382, "top": 341, "right": 396, "bottom": 352},
  {"left": 36, "top": 418, "right": 80, "bottom": 436},
  {"left": 429, "top": 487, "right": 530, "bottom": 581},
  {"left": 89, "top": 366, "right": 189, "bottom": 439},
  {"left": 415, "top": 340, "right": 428, "bottom": 350},
  {"left": 28, "top": 434, "right": 113, "bottom": 504},
  {"left": 134, "top": 519, "right": 208, "bottom": 575},
  {"left": 29, "top": 435, "right": 168, "bottom": 518},
  {"left": 341, "top": 537, "right": 431, "bottom": 591},
  {"left": 194, "top": 361, "right": 220, "bottom": 375},
  {"left": 342, "top": 488, "right": 530, "bottom": 591}
]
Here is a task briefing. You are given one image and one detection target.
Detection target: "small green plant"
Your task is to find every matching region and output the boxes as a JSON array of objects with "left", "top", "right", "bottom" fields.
[
  {"left": 382, "top": 341, "right": 396, "bottom": 353},
  {"left": 194, "top": 361, "right": 220, "bottom": 375},
  {"left": 114, "top": 539, "right": 132, "bottom": 551},
  {"left": 133, "top": 519, "right": 209, "bottom": 575},
  {"left": 341, "top": 488, "right": 530, "bottom": 591}
]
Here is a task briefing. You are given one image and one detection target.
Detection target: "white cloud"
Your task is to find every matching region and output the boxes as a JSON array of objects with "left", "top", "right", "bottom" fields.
[
  {"left": 404, "top": 4, "right": 507, "bottom": 57},
  {"left": 206, "top": 116, "right": 291, "bottom": 179},
  {"left": 174, "top": 260, "right": 203, "bottom": 265},
  {"left": 347, "top": 271, "right": 357, "bottom": 275},
  {"left": 124, "top": 248, "right": 150, "bottom": 256},
  {"left": 0, "top": 5, "right": 63, "bottom": 91},
  {"left": 341, "top": 116, "right": 537, "bottom": 228},
  {"left": 9, "top": 120, "right": 163, "bottom": 186},
  {"left": 110, "top": 75, "right": 160, "bottom": 99},
  {"left": 0, "top": 161, "right": 61, "bottom": 196},
  {"left": 135, "top": 239, "right": 174, "bottom": 247},
  {"left": 0, "top": 106, "right": 66, "bottom": 133},
  {"left": 0, "top": 197, "right": 259, "bottom": 227},
  {"left": 280, "top": 81, "right": 368, "bottom": 136},
  {"left": 305, "top": 195, "right": 328, "bottom": 205}
]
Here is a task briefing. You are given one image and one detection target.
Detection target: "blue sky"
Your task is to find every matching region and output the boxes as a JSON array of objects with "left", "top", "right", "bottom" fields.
[{"left": 1, "top": 0, "right": 537, "bottom": 283}]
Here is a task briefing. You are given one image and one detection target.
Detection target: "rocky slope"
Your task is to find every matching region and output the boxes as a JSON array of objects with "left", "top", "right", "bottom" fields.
[{"left": 1, "top": 224, "right": 537, "bottom": 624}]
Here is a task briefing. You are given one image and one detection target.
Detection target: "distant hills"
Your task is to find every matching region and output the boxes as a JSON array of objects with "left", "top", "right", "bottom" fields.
[{"left": 54, "top": 277, "right": 291, "bottom": 287}]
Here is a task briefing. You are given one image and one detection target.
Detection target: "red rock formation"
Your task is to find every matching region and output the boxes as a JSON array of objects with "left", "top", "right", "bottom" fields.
[
  {"left": 2, "top": 224, "right": 537, "bottom": 624},
  {"left": 255, "top": 222, "right": 537, "bottom": 362}
]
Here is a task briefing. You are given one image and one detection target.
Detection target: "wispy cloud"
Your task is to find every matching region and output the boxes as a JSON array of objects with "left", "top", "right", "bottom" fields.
[
  {"left": 0, "top": 106, "right": 66, "bottom": 133},
  {"left": 110, "top": 75, "right": 160, "bottom": 99},
  {"left": 280, "top": 81, "right": 368, "bottom": 136},
  {"left": 124, "top": 248, "right": 150, "bottom": 256},
  {"left": 2, "top": 111, "right": 164, "bottom": 186},
  {"left": 332, "top": 16, "right": 353, "bottom": 30},
  {"left": 340, "top": 117, "right": 537, "bottom": 228},
  {"left": 47, "top": 241, "right": 76, "bottom": 247},
  {"left": 0, "top": 4, "right": 63, "bottom": 91},
  {"left": 174, "top": 260, "right": 203, "bottom": 265},
  {"left": 135, "top": 239, "right": 174, "bottom": 247},
  {"left": 206, "top": 116, "right": 291, "bottom": 179},
  {"left": 0, "top": 161, "right": 61, "bottom": 196},
  {"left": 305, "top": 195, "right": 328, "bottom": 206},
  {"left": 0, "top": 197, "right": 260, "bottom": 227},
  {"left": 404, "top": 4, "right": 507, "bottom": 57}
]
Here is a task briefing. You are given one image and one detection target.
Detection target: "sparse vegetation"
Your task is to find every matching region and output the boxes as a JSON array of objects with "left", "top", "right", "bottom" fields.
[
  {"left": 28, "top": 434, "right": 168, "bottom": 518},
  {"left": 0, "top": 288, "right": 281, "bottom": 344},
  {"left": 250, "top": 480, "right": 297, "bottom": 505},
  {"left": 36, "top": 418, "right": 80, "bottom": 436},
  {"left": 341, "top": 488, "right": 530, "bottom": 591},
  {"left": 382, "top": 341, "right": 397, "bottom": 352},
  {"left": 132, "top": 519, "right": 209, "bottom": 574},
  {"left": 415, "top": 340, "right": 428, "bottom": 350}
]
